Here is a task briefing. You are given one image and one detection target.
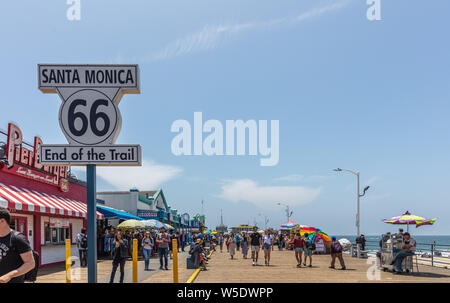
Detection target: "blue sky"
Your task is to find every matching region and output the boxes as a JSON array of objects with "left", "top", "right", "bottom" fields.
[{"left": 1, "top": 0, "right": 450, "bottom": 235}]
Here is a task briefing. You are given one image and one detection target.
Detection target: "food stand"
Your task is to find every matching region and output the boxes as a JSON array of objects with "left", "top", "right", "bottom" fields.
[{"left": 377, "top": 233, "right": 414, "bottom": 272}]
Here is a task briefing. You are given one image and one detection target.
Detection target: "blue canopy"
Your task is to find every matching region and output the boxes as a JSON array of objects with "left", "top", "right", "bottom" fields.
[{"left": 96, "top": 205, "right": 143, "bottom": 221}]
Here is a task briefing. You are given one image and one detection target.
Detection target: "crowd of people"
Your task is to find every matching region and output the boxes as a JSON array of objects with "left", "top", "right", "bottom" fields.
[
  {"left": 0, "top": 205, "right": 421, "bottom": 284},
  {"left": 196, "top": 226, "right": 345, "bottom": 270},
  {"left": 76, "top": 225, "right": 192, "bottom": 283}
]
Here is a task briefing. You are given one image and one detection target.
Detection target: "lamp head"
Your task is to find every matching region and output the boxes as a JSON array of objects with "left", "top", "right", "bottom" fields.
[{"left": 333, "top": 168, "right": 342, "bottom": 172}]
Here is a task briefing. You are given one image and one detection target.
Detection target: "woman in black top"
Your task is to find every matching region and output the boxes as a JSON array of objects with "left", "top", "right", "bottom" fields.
[{"left": 109, "top": 231, "right": 128, "bottom": 283}]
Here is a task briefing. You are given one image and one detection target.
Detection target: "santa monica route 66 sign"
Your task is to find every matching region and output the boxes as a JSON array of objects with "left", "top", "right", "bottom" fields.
[{"left": 38, "top": 64, "right": 142, "bottom": 166}]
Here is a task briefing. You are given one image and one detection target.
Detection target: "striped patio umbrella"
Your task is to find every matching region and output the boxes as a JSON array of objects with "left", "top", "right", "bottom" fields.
[
  {"left": 280, "top": 222, "right": 299, "bottom": 229},
  {"left": 383, "top": 211, "right": 437, "bottom": 232},
  {"left": 299, "top": 227, "right": 331, "bottom": 242}
]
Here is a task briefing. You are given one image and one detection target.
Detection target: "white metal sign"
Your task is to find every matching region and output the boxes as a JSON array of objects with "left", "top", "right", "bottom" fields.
[
  {"left": 40, "top": 145, "right": 141, "bottom": 166},
  {"left": 38, "top": 64, "right": 142, "bottom": 166}
]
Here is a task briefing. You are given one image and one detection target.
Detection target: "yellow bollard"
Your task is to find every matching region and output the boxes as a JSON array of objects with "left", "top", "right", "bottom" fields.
[
  {"left": 133, "top": 239, "right": 138, "bottom": 283},
  {"left": 172, "top": 239, "right": 178, "bottom": 283},
  {"left": 65, "top": 239, "right": 71, "bottom": 283}
]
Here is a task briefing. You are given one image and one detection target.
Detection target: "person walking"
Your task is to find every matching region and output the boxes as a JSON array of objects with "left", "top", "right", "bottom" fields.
[
  {"left": 329, "top": 236, "right": 346, "bottom": 270},
  {"left": 235, "top": 233, "right": 241, "bottom": 252},
  {"left": 0, "top": 207, "right": 35, "bottom": 283},
  {"left": 228, "top": 233, "right": 237, "bottom": 259},
  {"left": 168, "top": 231, "right": 175, "bottom": 260},
  {"left": 303, "top": 233, "right": 314, "bottom": 267},
  {"left": 290, "top": 232, "right": 305, "bottom": 268},
  {"left": 278, "top": 233, "right": 283, "bottom": 250},
  {"left": 142, "top": 231, "right": 154, "bottom": 271},
  {"left": 180, "top": 231, "right": 187, "bottom": 252},
  {"left": 156, "top": 227, "right": 170, "bottom": 270},
  {"left": 109, "top": 231, "right": 128, "bottom": 283},
  {"left": 262, "top": 230, "right": 273, "bottom": 266},
  {"left": 218, "top": 233, "right": 224, "bottom": 253},
  {"left": 241, "top": 233, "right": 249, "bottom": 259},
  {"left": 250, "top": 226, "right": 262, "bottom": 266},
  {"left": 76, "top": 228, "right": 88, "bottom": 267}
]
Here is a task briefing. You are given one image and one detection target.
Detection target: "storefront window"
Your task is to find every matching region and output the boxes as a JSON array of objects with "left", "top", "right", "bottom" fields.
[{"left": 45, "top": 223, "right": 71, "bottom": 245}]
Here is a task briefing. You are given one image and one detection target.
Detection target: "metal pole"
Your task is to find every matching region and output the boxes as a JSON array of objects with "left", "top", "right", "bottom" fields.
[
  {"left": 133, "top": 239, "right": 138, "bottom": 283},
  {"left": 65, "top": 239, "right": 71, "bottom": 283},
  {"left": 172, "top": 239, "right": 178, "bottom": 283},
  {"left": 356, "top": 172, "right": 361, "bottom": 258},
  {"left": 432, "top": 242, "right": 435, "bottom": 267},
  {"left": 87, "top": 164, "right": 97, "bottom": 283}
]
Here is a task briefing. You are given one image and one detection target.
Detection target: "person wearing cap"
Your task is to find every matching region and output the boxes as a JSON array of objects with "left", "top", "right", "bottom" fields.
[
  {"left": 329, "top": 236, "right": 346, "bottom": 270},
  {"left": 156, "top": 226, "right": 170, "bottom": 270}
]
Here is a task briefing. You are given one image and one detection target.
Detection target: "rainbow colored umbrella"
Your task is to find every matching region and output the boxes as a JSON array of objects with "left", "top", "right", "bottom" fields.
[
  {"left": 299, "top": 227, "right": 331, "bottom": 242},
  {"left": 280, "top": 222, "right": 299, "bottom": 229},
  {"left": 383, "top": 211, "right": 437, "bottom": 232},
  {"left": 257, "top": 229, "right": 264, "bottom": 234}
]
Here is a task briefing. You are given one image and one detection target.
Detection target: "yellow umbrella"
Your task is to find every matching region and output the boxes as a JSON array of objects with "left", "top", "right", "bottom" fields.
[
  {"left": 164, "top": 223, "right": 174, "bottom": 230},
  {"left": 117, "top": 219, "right": 145, "bottom": 229}
]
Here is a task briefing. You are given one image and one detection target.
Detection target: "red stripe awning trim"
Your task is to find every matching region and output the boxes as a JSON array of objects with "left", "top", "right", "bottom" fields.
[{"left": 0, "top": 182, "right": 103, "bottom": 219}]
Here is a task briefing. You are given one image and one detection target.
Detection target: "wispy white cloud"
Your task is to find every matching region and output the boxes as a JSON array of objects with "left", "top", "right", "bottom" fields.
[
  {"left": 274, "top": 174, "right": 305, "bottom": 182},
  {"left": 151, "top": 0, "right": 351, "bottom": 60},
  {"left": 217, "top": 179, "right": 321, "bottom": 209},
  {"left": 72, "top": 159, "right": 182, "bottom": 190}
]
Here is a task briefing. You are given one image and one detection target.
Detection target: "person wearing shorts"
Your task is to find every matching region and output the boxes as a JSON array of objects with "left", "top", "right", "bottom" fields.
[
  {"left": 262, "top": 230, "right": 273, "bottom": 266},
  {"left": 250, "top": 226, "right": 262, "bottom": 266},
  {"left": 290, "top": 232, "right": 305, "bottom": 267},
  {"left": 303, "top": 233, "right": 313, "bottom": 267}
]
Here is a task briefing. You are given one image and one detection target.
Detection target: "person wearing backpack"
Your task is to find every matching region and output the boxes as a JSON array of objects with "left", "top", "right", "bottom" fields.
[
  {"left": 76, "top": 228, "right": 88, "bottom": 267},
  {"left": 303, "top": 233, "right": 314, "bottom": 267},
  {"left": 329, "top": 236, "right": 346, "bottom": 270},
  {"left": 0, "top": 207, "right": 35, "bottom": 283}
]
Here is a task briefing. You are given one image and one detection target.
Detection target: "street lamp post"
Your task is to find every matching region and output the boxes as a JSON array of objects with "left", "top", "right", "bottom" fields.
[
  {"left": 333, "top": 168, "right": 370, "bottom": 258},
  {"left": 277, "top": 202, "right": 293, "bottom": 223},
  {"left": 258, "top": 213, "right": 269, "bottom": 230}
]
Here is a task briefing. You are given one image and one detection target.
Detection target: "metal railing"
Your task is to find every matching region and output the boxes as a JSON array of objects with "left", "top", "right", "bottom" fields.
[{"left": 355, "top": 240, "right": 450, "bottom": 268}]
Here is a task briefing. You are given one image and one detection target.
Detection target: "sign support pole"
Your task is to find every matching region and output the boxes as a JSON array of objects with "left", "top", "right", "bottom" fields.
[{"left": 87, "top": 164, "right": 97, "bottom": 283}]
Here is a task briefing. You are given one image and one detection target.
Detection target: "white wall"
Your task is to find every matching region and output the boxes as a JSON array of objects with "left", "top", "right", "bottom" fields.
[
  {"left": 40, "top": 217, "right": 83, "bottom": 265},
  {"left": 97, "top": 192, "right": 138, "bottom": 215},
  {"left": 41, "top": 244, "right": 78, "bottom": 265}
]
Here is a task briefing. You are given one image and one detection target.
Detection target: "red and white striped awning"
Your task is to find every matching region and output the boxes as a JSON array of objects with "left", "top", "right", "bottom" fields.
[{"left": 0, "top": 182, "right": 104, "bottom": 219}]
